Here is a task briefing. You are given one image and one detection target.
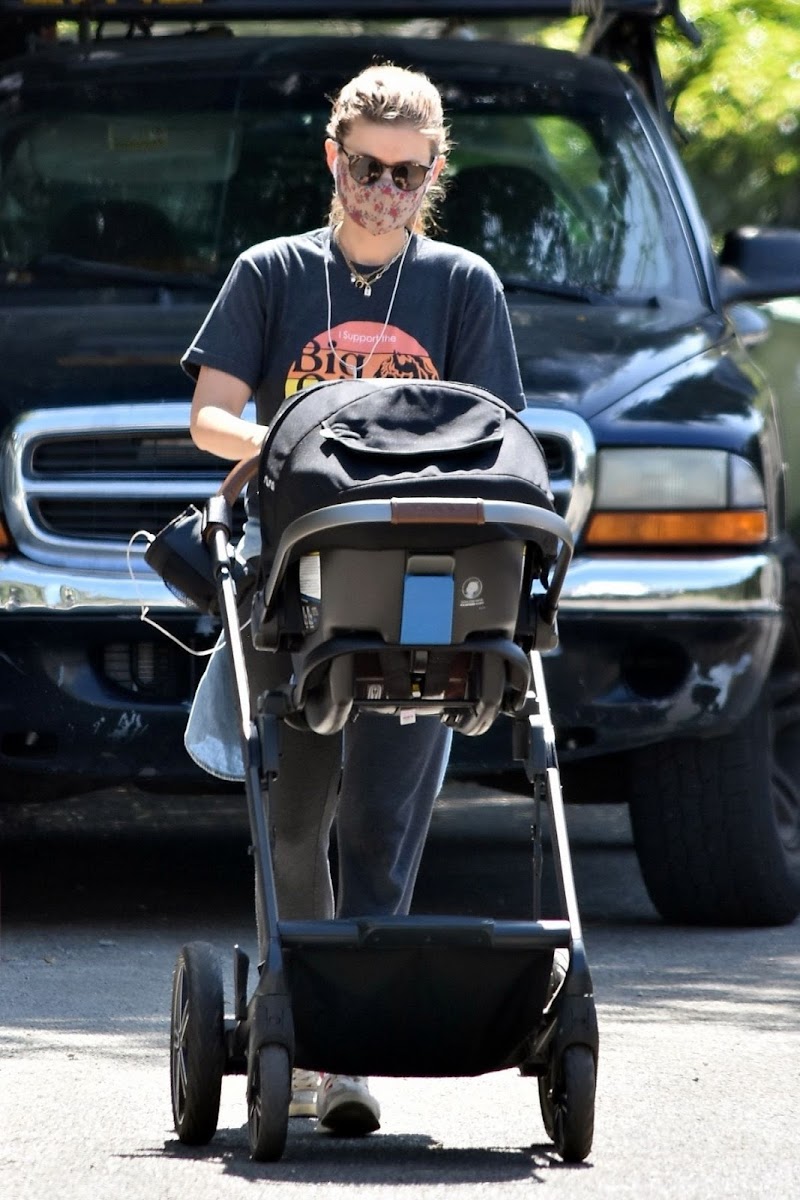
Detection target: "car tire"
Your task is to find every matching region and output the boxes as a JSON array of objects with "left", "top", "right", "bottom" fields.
[{"left": 628, "top": 684, "right": 800, "bottom": 926}]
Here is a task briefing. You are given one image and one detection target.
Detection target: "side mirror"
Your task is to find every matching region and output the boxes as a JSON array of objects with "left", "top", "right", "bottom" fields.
[
  {"left": 727, "top": 303, "right": 771, "bottom": 347},
  {"left": 718, "top": 227, "right": 800, "bottom": 304}
]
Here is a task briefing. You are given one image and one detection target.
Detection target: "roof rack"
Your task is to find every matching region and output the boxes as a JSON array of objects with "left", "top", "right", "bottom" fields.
[
  {"left": 0, "top": 0, "right": 679, "bottom": 20},
  {"left": 0, "top": 0, "right": 701, "bottom": 129}
]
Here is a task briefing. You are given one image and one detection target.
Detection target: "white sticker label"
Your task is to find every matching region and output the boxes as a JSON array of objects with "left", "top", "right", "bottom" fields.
[{"left": 460, "top": 576, "right": 485, "bottom": 608}]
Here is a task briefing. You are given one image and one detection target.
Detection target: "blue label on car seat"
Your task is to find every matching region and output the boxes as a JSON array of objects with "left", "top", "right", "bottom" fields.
[{"left": 399, "top": 575, "right": 454, "bottom": 645}]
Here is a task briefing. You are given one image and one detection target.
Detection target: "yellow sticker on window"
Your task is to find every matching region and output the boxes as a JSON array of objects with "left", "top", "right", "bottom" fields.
[{"left": 107, "top": 126, "right": 168, "bottom": 152}]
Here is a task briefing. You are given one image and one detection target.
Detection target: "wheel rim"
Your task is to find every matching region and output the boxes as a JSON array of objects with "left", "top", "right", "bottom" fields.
[
  {"left": 538, "top": 1072, "right": 555, "bottom": 1140},
  {"left": 773, "top": 765, "right": 800, "bottom": 857},
  {"left": 171, "top": 962, "right": 190, "bottom": 1125},
  {"left": 551, "top": 1069, "right": 568, "bottom": 1147},
  {"left": 248, "top": 1055, "right": 261, "bottom": 1141},
  {"left": 770, "top": 685, "right": 800, "bottom": 868}
]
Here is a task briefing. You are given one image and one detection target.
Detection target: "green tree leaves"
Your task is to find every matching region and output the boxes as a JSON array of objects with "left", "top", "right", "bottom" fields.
[{"left": 659, "top": 1, "right": 800, "bottom": 232}]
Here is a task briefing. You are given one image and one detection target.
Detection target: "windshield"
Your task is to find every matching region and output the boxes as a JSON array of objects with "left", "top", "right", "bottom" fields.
[{"left": 0, "top": 43, "right": 703, "bottom": 304}]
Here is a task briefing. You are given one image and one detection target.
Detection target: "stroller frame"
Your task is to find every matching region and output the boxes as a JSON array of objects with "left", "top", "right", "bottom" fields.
[{"left": 169, "top": 457, "right": 599, "bottom": 1165}]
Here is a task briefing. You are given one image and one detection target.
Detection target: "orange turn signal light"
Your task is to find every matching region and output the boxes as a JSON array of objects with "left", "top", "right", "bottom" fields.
[
  {"left": 584, "top": 509, "right": 768, "bottom": 548},
  {"left": 0, "top": 515, "right": 15, "bottom": 550}
]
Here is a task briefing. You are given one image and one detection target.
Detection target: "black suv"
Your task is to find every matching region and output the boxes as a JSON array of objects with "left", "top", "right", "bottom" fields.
[{"left": 1, "top": 0, "right": 800, "bottom": 926}]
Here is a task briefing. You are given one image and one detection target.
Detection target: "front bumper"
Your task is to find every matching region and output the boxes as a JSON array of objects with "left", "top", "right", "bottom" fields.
[
  {"left": 0, "top": 603, "right": 216, "bottom": 790},
  {"left": 559, "top": 549, "right": 782, "bottom": 738},
  {"left": 453, "top": 550, "right": 784, "bottom": 775},
  {"left": 0, "top": 549, "right": 784, "bottom": 789},
  {"left": 0, "top": 547, "right": 781, "bottom": 616}
]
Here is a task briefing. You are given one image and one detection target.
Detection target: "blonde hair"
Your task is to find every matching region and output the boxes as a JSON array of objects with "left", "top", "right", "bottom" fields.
[{"left": 326, "top": 63, "right": 451, "bottom": 236}]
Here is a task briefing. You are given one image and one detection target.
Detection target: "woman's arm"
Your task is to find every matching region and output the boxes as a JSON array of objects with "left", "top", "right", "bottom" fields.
[{"left": 189, "top": 365, "right": 268, "bottom": 462}]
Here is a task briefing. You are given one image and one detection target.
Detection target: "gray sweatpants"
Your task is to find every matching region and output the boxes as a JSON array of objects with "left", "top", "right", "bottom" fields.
[{"left": 185, "top": 574, "right": 452, "bottom": 921}]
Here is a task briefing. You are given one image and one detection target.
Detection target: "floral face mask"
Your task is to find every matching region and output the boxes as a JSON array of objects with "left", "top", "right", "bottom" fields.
[{"left": 334, "top": 154, "right": 430, "bottom": 237}]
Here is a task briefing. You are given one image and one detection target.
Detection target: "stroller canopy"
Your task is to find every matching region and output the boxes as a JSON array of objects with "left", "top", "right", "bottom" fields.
[{"left": 257, "top": 377, "right": 555, "bottom": 561}]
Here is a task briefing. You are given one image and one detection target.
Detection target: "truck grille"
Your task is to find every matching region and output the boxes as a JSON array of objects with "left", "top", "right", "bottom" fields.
[
  {"left": 38, "top": 498, "right": 206, "bottom": 540},
  {"left": 540, "top": 437, "right": 566, "bottom": 479},
  {"left": 518, "top": 407, "right": 595, "bottom": 533},
  {"left": 101, "top": 637, "right": 205, "bottom": 702},
  {"left": 1, "top": 403, "right": 244, "bottom": 570},
  {"left": 32, "top": 435, "right": 214, "bottom": 476},
  {"left": 36, "top": 496, "right": 246, "bottom": 542},
  {"left": 1, "top": 402, "right": 594, "bottom": 571}
]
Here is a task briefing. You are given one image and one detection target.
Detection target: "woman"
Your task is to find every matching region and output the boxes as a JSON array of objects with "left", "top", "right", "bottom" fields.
[{"left": 182, "top": 62, "right": 526, "bottom": 1135}]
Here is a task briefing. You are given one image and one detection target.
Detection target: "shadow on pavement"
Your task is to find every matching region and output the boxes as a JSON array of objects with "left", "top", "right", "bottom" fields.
[{"left": 141, "top": 1127, "right": 576, "bottom": 1184}]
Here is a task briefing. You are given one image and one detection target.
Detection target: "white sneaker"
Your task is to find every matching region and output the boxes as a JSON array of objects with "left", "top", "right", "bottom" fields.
[
  {"left": 289, "top": 1068, "right": 322, "bottom": 1118},
  {"left": 316, "top": 1073, "right": 381, "bottom": 1135}
]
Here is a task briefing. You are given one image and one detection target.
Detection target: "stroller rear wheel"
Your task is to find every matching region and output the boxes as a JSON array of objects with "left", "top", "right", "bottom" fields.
[
  {"left": 247, "top": 1043, "right": 291, "bottom": 1161},
  {"left": 538, "top": 1043, "right": 596, "bottom": 1163},
  {"left": 170, "top": 942, "right": 226, "bottom": 1145}
]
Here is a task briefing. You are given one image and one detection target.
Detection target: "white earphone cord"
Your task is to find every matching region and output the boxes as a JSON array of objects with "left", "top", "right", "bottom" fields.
[{"left": 126, "top": 530, "right": 249, "bottom": 658}]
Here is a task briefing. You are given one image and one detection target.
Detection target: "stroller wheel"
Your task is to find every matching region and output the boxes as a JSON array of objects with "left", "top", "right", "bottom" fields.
[
  {"left": 247, "top": 1044, "right": 291, "bottom": 1161},
  {"left": 538, "top": 1043, "right": 595, "bottom": 1163},
  {"left": 170, "top": 942, "right": 226, "bottom": 1145}
]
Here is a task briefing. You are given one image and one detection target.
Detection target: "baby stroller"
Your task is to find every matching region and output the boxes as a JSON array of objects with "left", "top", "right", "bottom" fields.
[{"left": 162, "top": 377, "right": 599, "bottom": 1164}]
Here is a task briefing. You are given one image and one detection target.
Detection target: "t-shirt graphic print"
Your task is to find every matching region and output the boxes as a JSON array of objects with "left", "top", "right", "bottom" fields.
[{"left": 285, "top": 321, "right": 438, "bottom": 396}]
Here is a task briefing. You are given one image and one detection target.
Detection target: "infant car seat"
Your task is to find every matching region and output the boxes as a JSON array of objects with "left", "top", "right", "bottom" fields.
[{"left": 250, "top": 377, "right": 559, "bottom": 736}]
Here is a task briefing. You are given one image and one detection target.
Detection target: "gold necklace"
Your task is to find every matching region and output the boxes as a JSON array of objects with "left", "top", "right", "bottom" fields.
[
  {"left": 337, "top": 229, "right": 410, "bottom": 297},
  {"left": 325, "top": 227, "right": 412, "bottom": 377}
]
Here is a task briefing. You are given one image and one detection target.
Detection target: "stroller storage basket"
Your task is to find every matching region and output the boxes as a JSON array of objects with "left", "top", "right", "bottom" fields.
[{"left": 282, "top": 916, "right": 571, "bottom": 1077}]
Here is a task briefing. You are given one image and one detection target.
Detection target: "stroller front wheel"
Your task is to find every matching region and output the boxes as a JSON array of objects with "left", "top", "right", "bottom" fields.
[
  {"left": 538, "top": 1043, "right": 596, "bottom": 1163},
  {"left": 247, "top": 1043, "right": 291, "bottom": 1161},
  {"left": 170, "top": 942, "right": 226, "bottom": 1145}
]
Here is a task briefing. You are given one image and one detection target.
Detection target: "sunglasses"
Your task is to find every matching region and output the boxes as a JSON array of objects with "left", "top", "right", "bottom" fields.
[{"left": 337, "top": 144, "right": 435, "bottom": 192}]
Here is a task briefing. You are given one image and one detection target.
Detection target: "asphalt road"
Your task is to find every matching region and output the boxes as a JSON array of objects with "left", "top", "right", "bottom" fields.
[{"left": 1, "top": 784, "right": 799, "bottom": 1199}]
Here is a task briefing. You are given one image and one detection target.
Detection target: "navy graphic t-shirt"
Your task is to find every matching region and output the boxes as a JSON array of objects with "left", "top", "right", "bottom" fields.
[{"left": 181, "top": 228, "right": 526, "bottom": 423}]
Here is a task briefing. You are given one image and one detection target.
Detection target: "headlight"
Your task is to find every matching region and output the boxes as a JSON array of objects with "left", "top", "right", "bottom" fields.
[{"left": 585, "top": 448, "right": 767, "bottom": 547}]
